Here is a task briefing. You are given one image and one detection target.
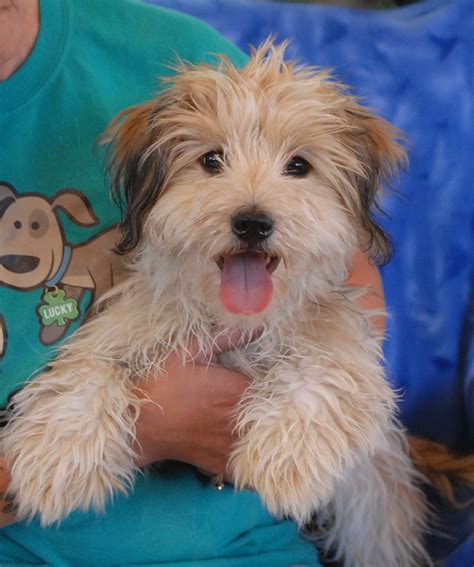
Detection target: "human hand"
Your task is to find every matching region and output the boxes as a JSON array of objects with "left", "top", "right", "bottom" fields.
[
  {"left": 132, "top": 330, "right": 254, "bottom": 480},
  {"left": 0, "top": 457, "right": 17, "bottom": 527}
]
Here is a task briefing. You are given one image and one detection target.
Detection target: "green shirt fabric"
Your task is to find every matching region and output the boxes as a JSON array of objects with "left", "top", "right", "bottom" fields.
[{"left": 0, "top": 1, "right": 320, "bottom": 565}]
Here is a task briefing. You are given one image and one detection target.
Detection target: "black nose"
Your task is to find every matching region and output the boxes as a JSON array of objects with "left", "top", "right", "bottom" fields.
[{"left": 231, "top": 213, "right": 274, "bottom": 245}]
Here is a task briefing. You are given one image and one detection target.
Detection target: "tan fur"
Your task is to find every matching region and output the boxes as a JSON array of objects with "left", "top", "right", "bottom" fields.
[{"left": 2, "top": 43, "right": 429, "bottom": 566}]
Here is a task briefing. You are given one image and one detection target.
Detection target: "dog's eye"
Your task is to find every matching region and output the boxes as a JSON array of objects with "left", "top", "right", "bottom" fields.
[
  {"left": 200, "top": 151, "right": 223, "bottom": 174},
  {"left": 14, "top": 220, "right": 22, "bottom": 229},
  {"left": 284, "top": 156, "right": 311, "bottom": 178}
]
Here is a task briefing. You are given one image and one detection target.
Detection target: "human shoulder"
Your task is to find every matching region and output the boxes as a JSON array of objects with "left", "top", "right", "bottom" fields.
[{"left": 71, "top": 0, "right": 248, "bottom": 75}]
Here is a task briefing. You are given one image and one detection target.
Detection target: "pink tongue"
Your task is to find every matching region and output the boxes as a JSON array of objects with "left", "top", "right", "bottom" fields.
[{"left": 219, "top": 252, "right": 273, "bottom": 315}]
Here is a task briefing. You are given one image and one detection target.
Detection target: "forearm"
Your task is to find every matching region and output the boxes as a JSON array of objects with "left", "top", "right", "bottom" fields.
[{"left": 346, "top": 249, "right": 387, "bottom": 336}]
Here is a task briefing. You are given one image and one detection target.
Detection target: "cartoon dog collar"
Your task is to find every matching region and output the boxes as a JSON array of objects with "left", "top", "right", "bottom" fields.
[{"left": 45, "top": 245, "right": 72, "bottom": 288}]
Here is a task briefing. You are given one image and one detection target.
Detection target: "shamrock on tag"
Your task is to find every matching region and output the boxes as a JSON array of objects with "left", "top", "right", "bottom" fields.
[{"left": 38, "top": 288, "right": 79, "bottom": 327}]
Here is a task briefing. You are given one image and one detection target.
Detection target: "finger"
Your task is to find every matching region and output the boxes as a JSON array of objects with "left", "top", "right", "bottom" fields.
[
  {"left": 223, "top": 472, "right": 234, "bottom": 485},
  {"left": 0, "top": 459, "right": 17, "bottom": 526},
  {"left": 196, "top": 467, "right": 234, "bottom": 487},
  {"left": 0, "top": 503, "right": 17, "bottom": 527}
]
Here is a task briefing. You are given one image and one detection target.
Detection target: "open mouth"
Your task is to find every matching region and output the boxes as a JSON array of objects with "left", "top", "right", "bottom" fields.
[
  {"left": 0, "top": 255, "right": 40, "bottom": 274},
  {"left": 215, "top": 251, "right": 280, "bottom": 315}
]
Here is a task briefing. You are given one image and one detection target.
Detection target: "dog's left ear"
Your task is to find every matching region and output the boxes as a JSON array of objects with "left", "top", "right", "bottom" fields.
[
  {"left": 342, "top": 106, "right": 407, "bottom": 265},
  {"left": 104, "top": 100, "right": 170, "bottom": 255}
]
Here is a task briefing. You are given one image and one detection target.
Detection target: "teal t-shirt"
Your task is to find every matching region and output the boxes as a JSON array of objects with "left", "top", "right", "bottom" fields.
[{"left": 0, "top": 0, "right": 320, "bottom": 565}]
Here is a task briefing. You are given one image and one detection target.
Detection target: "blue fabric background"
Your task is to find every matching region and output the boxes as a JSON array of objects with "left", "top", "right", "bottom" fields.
[{"left": 147, "top": 0, "right": 473, "bottom": 564}]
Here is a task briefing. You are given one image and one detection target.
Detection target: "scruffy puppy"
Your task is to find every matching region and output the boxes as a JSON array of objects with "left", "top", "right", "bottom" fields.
[{"left": 2, "top": 44, "right": 428, "bottom": 566}]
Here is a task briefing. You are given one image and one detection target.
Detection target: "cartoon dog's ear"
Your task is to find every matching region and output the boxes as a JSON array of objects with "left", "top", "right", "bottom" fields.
[
  {"left": 342, "top": 106, "right": 407, "bottom": 265},
  {"left": 0, "top": 314, "right": 6, "bottom": 359},
  {"left": 0, "top": 182, "right": 16, "bottom": 201},
  {"left": 51, "top": 190, "right": 100, "bottom": 227},
  {"left": 0, "top": 182, "right": 17, "bottom": 218},
  {"left": 104, "top": 99, "right": 170, "bottom": 255}
]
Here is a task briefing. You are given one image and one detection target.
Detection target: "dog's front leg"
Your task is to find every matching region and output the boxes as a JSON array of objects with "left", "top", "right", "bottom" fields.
[
  {"left": 2, "top": 358, "right": 138, "bottom": 526},
  {"left": 315, "top": 429, "right": 430, "bottom": 567},
  {"left": 228, "top": 351, "right": 393, "bottom": 528}
]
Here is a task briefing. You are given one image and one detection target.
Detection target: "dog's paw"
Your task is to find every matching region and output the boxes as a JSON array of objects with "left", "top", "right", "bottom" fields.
[
  {"left": 5, "top": 430, "right": 128, "bottom": 526},
  {"left": 4, "top": 410, "right": 135, "bottom": 526},
  {"left": 2, "top": 362, "right": 137, "bottom": 526},
  {"left": 229, "top": 411, "right": 338, "bottom": 526}
]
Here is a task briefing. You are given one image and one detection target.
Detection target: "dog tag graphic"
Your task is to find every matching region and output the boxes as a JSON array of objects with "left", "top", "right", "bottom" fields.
[{"left": 38, "top": 288, "right": 79, "bottom": 327}]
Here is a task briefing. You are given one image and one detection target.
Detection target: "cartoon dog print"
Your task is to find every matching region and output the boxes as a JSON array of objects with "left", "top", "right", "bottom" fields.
[
  {"left": 0, "top": 182, "right": 124, "bottom": 352},
  {"left": 0, "top": 315, "right": 6, "bottom": 358}
]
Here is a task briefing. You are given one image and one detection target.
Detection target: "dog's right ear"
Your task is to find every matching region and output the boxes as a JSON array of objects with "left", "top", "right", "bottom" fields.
[
  {"left": 339, "top": 106, "right": 407, "bottom": 266},
  {"left": 104, "top": 100, "right": 170, "bottom": 255},
  {"left": 0, "top": 182, "right": 17, "bottom": 218}
]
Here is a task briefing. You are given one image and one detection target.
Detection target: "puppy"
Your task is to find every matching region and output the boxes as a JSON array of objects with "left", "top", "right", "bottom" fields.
[{"left": 2, "top": 43, "right": 429, "bottom": 566}]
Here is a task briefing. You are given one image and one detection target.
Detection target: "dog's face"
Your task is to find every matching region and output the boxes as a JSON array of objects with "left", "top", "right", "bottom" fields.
[{"left": 107, "top": 43, "right": 405, "bottom": 323}]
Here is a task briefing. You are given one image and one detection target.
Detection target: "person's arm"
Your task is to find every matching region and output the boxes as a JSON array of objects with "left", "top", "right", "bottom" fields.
[{"left": 346, "top": 249, "right": 387, "bottom": 337}]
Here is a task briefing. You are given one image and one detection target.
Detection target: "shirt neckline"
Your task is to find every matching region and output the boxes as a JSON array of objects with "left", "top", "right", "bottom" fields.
[{"left": 0, "top": 0, "right": 69, "bottom": 116}]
